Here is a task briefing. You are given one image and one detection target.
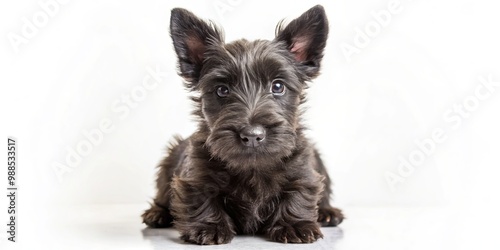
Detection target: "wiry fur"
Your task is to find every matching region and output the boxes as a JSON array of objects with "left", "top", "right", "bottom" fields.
[{"left": 142, "top": 5, "right": 344, "bottom": 245}]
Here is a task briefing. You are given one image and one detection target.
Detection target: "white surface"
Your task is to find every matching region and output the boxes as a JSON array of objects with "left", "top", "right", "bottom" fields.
[
  {"left": 1, "top": 0, "right": 500, "bottom": 249},
  {"left": 5, "top": 204, "right": 500, "bottom": 250}
]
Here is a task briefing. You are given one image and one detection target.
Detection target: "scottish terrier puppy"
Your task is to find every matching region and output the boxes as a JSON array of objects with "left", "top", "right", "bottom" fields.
[{"left": 142, "top": 5, "right": 343, "bottom": 245}]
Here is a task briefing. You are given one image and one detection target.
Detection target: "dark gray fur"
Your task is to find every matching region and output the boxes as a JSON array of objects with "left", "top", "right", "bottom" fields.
[{"left": 142, "top": 5, "right": 344, "bottom": 245}]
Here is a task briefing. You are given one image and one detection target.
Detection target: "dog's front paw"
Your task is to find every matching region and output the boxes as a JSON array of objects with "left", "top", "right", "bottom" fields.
[
  {"left": 318, "top": 206, "right": 344, "bottom": 226},
  {"left": 142, "top": 205, "right": 173, "bottom": 228},
  {"left": 180, "top": 223, "right": 235, "bottom": 245},
  {"left": 267, "top": 221, "right": 323, "bottom": 243}
]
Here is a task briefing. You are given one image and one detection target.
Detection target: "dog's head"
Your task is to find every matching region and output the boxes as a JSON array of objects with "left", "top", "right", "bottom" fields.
[{"left": 170, "top": 6, "right": 328, "bottom": 168}]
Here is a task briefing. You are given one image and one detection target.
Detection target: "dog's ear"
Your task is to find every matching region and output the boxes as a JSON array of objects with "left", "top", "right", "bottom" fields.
[
  {"left": 275, "top": 5, "right": 329, "bottom": 78},
  {"left": 170, "top": 8, "right": 223, "bottom": 88}
]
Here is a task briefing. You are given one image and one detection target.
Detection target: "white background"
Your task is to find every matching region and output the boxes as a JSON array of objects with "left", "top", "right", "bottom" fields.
[{"left": 1, "top": 0, "right": 500, "bottom": 249}]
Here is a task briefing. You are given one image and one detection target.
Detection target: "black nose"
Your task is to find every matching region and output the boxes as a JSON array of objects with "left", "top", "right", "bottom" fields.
[{"left": 240, "top": 125, "right": 266, "bottom": 147}]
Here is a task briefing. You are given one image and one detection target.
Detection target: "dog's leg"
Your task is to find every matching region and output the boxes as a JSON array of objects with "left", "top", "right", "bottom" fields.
[
  {"left": 142, "top": 137, "right": 187, "bottom": 228},
  {"left": 265, "top": 170, "right": 324, "bottom": 243},
  {"left": 170, "top": 174, "right": 236, "bottom": 245},
  {"left": 314, "top": 149, "right": 345, "bottom": 227}
]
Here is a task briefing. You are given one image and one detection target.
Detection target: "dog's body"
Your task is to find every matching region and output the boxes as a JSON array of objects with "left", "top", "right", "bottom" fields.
[{"left": 143, "top": 5, "right": 344, "bottom": 245}]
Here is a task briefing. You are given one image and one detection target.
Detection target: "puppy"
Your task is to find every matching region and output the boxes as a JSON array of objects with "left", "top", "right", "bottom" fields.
[{"left": 143, "top": 5, "right": 344, "bottom": 245}]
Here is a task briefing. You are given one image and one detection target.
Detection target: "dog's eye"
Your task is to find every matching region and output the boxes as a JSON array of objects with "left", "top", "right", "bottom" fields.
[
  {"left": 271, "top": 80, "right": 286, "bottom": 96},
  {"left": 216, "top": 85, "right": 230, "bottom": 98}
]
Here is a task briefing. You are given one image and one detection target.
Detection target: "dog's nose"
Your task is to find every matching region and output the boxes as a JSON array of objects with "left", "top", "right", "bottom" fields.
[{"left": 240, "top": 125, "right": 266, "bottom": 147}]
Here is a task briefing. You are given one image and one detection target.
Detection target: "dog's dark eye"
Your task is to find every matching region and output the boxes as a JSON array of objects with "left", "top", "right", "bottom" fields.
[
  {"left": 216, "top": 85, "right": 230, "bottom": 98},
  {"left": 271, "top": 80, "right": 286, "bottom": 96}
]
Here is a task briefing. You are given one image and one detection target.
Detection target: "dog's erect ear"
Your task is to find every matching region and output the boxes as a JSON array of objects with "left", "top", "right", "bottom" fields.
[
  {"left": 170, "top": 8, "right": 223, "bottom": 87},
  {"left": 275, "top": 5, "right": 329, "bottom": 78}
]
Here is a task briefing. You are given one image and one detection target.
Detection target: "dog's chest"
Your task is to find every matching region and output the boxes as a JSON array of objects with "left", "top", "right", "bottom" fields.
[{"left": 222, "top": 172, "right": 285, "bottom": 233}]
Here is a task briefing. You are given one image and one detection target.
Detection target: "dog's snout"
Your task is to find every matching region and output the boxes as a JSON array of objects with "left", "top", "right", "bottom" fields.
[{"left": 239, "top": 125, "right": 266, "bottom": 147}]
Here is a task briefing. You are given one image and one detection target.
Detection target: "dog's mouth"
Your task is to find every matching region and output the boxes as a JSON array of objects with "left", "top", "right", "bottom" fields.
[{"left": 205, "top": 125, "right": 296, "bottom": 168}]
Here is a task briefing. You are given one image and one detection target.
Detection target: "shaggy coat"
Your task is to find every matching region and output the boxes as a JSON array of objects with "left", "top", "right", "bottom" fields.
[{"left": 142, "top": 5, "right": 344, "bottom": 245}]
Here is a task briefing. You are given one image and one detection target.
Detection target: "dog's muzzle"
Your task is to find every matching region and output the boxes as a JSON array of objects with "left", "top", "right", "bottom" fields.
[{"left": 239, "top": 125, "right": 266, "bottom": 147}]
